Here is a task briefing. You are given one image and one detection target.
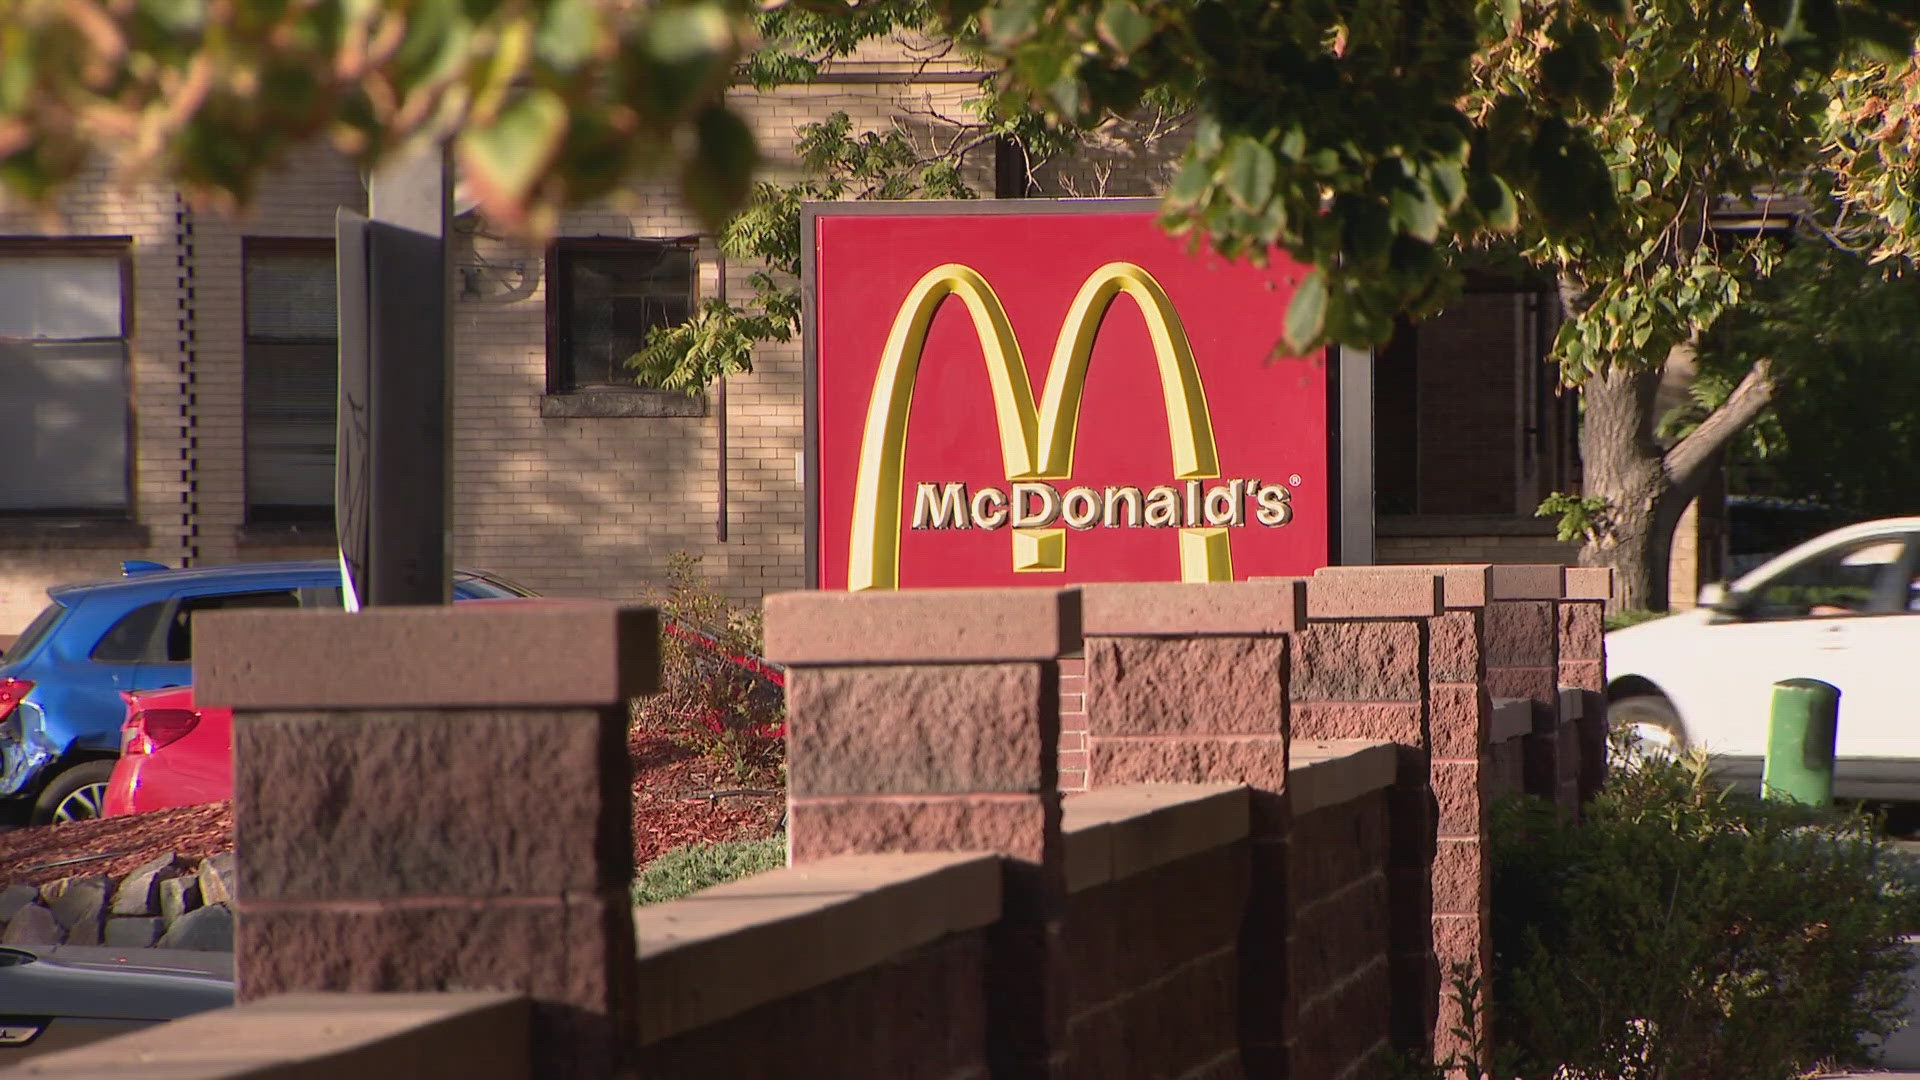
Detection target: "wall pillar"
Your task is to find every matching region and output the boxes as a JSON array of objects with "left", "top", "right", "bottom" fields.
[
  {"left": 764, "top": 587, "right": 1079, "bottom": 1080},
  {"left": 196, "top": 603, "right": 657, "bottom": 1079},
  {"left": 1560, "top": 567, "right": 1613, "bottom": 804},
  {"left": 1078, "top": 580, "right": 1304, "bottom": 1077}
]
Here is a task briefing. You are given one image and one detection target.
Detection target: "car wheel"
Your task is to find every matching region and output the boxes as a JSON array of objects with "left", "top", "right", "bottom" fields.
[
  {"left": 31, "top": 760, "right": 117, "bottom": 826},
  {"left": 1608, "top": 694, "right": 1684, "bottom": 760}
]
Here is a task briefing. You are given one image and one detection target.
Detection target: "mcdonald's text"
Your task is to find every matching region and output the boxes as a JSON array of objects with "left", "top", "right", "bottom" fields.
[{"left": 911, "top": 479, "right": 1292, "bottom": 532}]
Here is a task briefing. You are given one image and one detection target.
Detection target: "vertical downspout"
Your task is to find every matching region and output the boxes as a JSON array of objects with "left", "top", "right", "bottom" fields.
[{"left": 715, "top": 245, "right": 729, "bottom": 543}]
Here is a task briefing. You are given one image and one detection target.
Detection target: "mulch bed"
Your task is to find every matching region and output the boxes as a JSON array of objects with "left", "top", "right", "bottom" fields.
[{"left": 0, "top": 724, "right": 784, "bottom": 890}]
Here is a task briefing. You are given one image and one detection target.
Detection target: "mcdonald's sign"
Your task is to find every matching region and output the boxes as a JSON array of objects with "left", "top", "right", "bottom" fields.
[{"left": 804, "top": 202, "right": 1341, "bottom": 591}]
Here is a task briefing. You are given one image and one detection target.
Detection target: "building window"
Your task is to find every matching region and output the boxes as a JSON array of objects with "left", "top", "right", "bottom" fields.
[
  {"left": 0, "top": 240, "right": 132, "bottom": 517},
  {"left": 244, "top": 239, "right": 337, "bottom": 525},
  {"left": 545, "top": 238, "right": 696, "bottom": 393}
]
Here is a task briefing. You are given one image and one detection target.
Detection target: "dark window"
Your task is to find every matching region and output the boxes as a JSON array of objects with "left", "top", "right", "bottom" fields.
[
  {"left": 5, "top": 602, "right": 67, "bottom": 661},
  {"left": 91, "top": 600, "right": 169, "bottom": 662},
  {"left": 164, "top": 590, "right": 300, "bottom": 662},
  {"left": 1748, "top": 535, "right": 1909, "bottom": 620},
  {"left": 546, "top": 239, "right": 695, "bottom": 392},
  {"left": 0, "top": 241, "right": 132, "bottom": 517},
  {"left": 244, "top": 240, "right": 337, "bottom": 525}
]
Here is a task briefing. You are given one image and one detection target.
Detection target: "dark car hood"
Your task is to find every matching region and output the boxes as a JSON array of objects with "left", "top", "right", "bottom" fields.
[{"left": 0, "top": 945, "right": 233, "bottom": 1020}]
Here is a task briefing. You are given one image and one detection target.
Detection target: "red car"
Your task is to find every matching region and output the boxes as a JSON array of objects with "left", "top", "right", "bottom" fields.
[
  {"left": 102, "top": 617, "right": 784, "bottom": 817},
  {"left": 102, "top": 686, "right": 231, "bottom": 817}
]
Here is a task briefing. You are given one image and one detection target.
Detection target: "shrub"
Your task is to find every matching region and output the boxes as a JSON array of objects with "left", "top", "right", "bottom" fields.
[
  {"left": 632, "top": 836, "right": 787, "bottom": 905},
  {"left": 1488, "top": 747, "right": 1920, "bottom": 1080},
  {"left": 1604, "top": 607, "right": 1670, "bottom": 631},
  {"left": 633, "top": 552, "right": 785, "bottom": 785}
]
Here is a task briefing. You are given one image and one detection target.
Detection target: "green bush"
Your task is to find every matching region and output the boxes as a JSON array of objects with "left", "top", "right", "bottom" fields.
[
  {"left": 1488, "top": 749, "right": 1920, "bottom": 1080},
  {"left": 632, "top": 836, "right": 787, "bottom": 905}
]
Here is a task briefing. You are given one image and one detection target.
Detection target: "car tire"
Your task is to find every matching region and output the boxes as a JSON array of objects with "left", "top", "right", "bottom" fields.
[
  {"left": 1608, "top": 694, "right": 1685, "bottom": 758},
  {"left": 31, "top": 760, "right": 117, "bottom": 826}
]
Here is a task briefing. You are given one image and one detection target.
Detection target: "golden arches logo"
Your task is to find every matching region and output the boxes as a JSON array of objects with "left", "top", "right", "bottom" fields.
[{"left": 848, "top": 261, "right": 1232, "bottom": 591}]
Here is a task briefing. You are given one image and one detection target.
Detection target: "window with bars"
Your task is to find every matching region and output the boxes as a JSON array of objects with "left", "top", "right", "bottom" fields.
[
  {"left": 244, "top": 239, "right": 337, "bottom": 525},
  {"left": 545, "top": 239, "right": 696, "bottom": 393},
  {"left": 0, "top": 241, "right": 132, "bottom": 517}
]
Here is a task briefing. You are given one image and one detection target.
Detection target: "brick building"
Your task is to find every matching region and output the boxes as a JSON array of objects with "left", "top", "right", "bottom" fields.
[{"left": 2, "top": 44, "right": 1689, "bottom": 634}]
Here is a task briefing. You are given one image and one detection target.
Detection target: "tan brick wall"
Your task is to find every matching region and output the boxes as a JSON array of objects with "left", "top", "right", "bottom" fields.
[{"left": 0, "top": 168, "right": 191, "bottom": 633}]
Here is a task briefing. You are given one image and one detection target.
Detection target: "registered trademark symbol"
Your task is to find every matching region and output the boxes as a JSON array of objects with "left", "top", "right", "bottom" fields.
[{"left": 1288, "top": 474, "right": 1301, "bottom": 486}]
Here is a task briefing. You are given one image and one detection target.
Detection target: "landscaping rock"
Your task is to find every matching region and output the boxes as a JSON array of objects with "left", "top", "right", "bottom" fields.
[
  {"left": 104, "top": 916, "right": 163, "bottom": 948},
  {"left": 110, "top": 853, "right": 180, "bottom": 917},
  {"left": 1, "top": 903, "right": 59, "bottom": 945},
  {"left": 0, "top": 883, "right": 37, "bottom": 923},
  {"left": 197, "top": 853, "right": 236, "bottom": 906},
  {"left": 47, "top": 874, "right": 110, "bottom": 930},
  {"left": 159, "top": 875, "right": 202, "bottom": 922},
  {"left": 156, "top": 903, "right": 231, "bottom": 952},
  {"left": 64, "top": 914, "right": 102, "bottom": 947}
]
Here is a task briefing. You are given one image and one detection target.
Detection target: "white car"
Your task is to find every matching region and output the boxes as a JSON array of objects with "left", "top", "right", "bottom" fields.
[{"left": 1606, "top": 516, "right": 1920, "bottom": 798}]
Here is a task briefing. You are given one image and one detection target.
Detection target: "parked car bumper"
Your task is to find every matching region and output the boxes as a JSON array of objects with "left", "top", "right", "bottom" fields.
[{"left": 0, "top": 701, "right": 59, "bottom": 800}]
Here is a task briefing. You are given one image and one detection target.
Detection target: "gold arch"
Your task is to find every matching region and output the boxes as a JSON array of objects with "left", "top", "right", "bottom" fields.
[{"left": 846, "top": 261, "right": 1229, "bottom": 590}]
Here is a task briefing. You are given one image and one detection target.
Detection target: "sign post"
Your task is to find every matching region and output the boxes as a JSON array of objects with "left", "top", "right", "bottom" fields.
[{"left": 335, "top": 146, "right": 454, "bottom": 608}]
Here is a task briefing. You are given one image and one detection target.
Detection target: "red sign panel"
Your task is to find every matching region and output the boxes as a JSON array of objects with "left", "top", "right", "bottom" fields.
[{"left": 807, "top": 203, "right": 1331, "bottom": 591}]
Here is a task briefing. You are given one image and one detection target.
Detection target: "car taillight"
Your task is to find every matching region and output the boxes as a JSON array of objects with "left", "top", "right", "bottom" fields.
[
  {"left": 124, "top": 708, "right": 198, "bottom": 755},
  {"left": 0, "top": 678, "right": 31, "bottom": 721}
]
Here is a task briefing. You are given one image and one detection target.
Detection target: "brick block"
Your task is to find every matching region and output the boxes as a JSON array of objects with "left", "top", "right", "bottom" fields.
[
  {"left": 1080, "top": 580, "right": 1303, "bottom": 635},
  {"left": 1292, "top": 621, "right": 1421, "bottom": 702},
  {"left": 233, "top": 707, "right": 629, "bottom": 901},
  {"left": 1427, "top": 610, "right": 1482, "bottom": 683},
  {"left": 1084, "top": 636, "right": 1285, "bottom": 736},
  {"left": 1088, "top": 735, "right": 1288, "bottom": 792},
  {"left": 1431, "top": 761, "right": 1487, "bottom": 839},
  {"left": 1559, "top": 658, "right": 1605, "bottom": 693},
  {"left": 1484, "top": 600, "right": 1555, "bottom": 667},
  {"left": 1524, "top": 727, "right": 1559, "bottom": 802},
  {"left": 1291, "top": 701, "right": 1422, "bottom": 745},
  {"left": 1428, "top": 684, "right": 1489, "bottom": 761},
  {"left": 1303, "top": 570, "right": 1441, "bottom": 619},
  {"left": 1487, "top": 564, "right": 1566, "bottom": 600},
  {"left": 1290, "top": 873, "right": 1391, "bottom": 995},
  {"left": 788, "top": 663, "right": 1052, "bottom": 795},
  {"left": 789, "top": 796, "right": 1059, "bottom": 864},
  {"left": 1557, "top": 601, "right": 1604, "bottom": 663},
  {"left": 1486, "top": 664, "right": 1556, "bottom": 707},
  {"left": 764, "top": 587, "right": 1079, "bottom": 665},
  {"left": 1292, "top": 956, "right": 1391, "bottom": 1080},
  {"left": 1564, "top": 566, "right": 1614, "bottom": 601},
  {"left": 238, "top": 891, "right": 633, "bottom": 1078},
  {"left": 1431, "top": 839, "right": 1486, "bottom": 916}
]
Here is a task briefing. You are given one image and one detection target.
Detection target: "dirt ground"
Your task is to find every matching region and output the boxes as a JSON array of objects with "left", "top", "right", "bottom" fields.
[{"left": 0, "top": 723, "right": 784, "bottom": 889}]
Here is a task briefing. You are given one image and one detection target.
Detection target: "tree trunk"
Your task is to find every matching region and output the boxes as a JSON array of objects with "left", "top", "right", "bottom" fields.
[
  {"left": 1576, "top": 356, "right": 1776, "bottom": 614},
  {"left": 1577, "top": 365, "right": 1675, "bottom": 613}
]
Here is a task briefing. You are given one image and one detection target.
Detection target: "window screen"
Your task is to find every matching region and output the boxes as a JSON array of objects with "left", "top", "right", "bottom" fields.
[
  {"left": 548, "top": 241, "right": 695, "bottom": 391},
  {"left": 244, "top": 244, "right": 337, "bottom": 524},
  {"left": 0, "top": 250, "right": 129, "bottom": 515}
]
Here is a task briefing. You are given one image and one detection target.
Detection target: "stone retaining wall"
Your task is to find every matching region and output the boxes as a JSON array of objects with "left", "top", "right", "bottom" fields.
[{"left": 0, "top": 851, "right": 235, "bottom": 951}]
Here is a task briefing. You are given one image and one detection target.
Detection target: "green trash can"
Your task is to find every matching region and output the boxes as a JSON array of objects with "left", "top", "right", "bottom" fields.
[{"left": 1763, "top": 678, "right": 1840, "bottom": 807}]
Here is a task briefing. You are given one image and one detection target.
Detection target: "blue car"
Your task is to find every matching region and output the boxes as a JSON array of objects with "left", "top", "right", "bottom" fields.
[{"left": 0, "top": 560, "right": 533, "bottom": 824}]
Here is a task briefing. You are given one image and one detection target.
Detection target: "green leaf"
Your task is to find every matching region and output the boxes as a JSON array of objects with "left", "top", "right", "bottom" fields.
[
  {"left": 455, "top": 89, "right": 568, "bottom": 215},
  {"left": 1499, "top": 0, "right": 1521, "bottom": 32},
  {"left": 1096, "top": 0, "right": 1153, "bottom": 56},
  {"left": 1469, "top": 173, "right": 1518, "bottom": 231},
  {"left": 681, "top": 105, "right": 759, "bottom": 227},
  {"left": 1284, "top": 269, "right": 1328, "bottom": 352},
  {"left": 1220, "top": 136, "right": 1276, "bottom": 211},
  {"left": 535, "top": 0, "right": 599, "bottom": 70},
  {"left": 1390, "top": 185, "right": 1442, "bottom": 243},
  {"left": 1167, "top": 155, "right": 1212, "bottom": 208}
]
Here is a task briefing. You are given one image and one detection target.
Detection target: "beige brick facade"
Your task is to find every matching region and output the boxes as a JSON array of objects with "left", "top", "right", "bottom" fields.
[{"left": 0, "top": 58, "right": 1706, "bottom": 633}]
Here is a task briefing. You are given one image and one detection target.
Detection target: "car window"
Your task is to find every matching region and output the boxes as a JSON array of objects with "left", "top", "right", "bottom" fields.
[
  {"left": 454, "top": 572, "right": 536, "bottom": 599},
  {"left": 5, "top": 601, "right": 67, "bottom": 662},
  {"left": 1746, "top": 536, "right": 1908, "bottom": 620},
  {"left": 165, "top": 590, "right": 300, "bottom": 662},
  {"left": 90, "top": 600, "right": 169, "bottom": 662}
]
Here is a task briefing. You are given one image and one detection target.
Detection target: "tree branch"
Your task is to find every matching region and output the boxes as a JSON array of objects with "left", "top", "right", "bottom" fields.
[{"left": 1663, "top": 357, "right": 1775, "bottom": 496}]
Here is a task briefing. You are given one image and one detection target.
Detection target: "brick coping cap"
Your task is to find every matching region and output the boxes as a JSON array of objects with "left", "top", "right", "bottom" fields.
[
  {"left": 1080, "top": 580, "right": 1305, "bottom": 636},
  {"left": 764, "top": 588, "right": 1080, "bottom": 664},
  {"left": 195, "top": 603, "right": 660, "bottom": 710},
  {"left": 1299, "top": 569, "right": 1444, "bottom": 618},
  {"left": 12, "top": 991, "right": 531, "bottom": 1076},
  {"left": 1305, "top": 563, "right": 1605, "bottom": 607},
  {"left": 1289, "top": 740, "right": 1399, "bottom": 815},
  {"left": 633, "top": 851, "right": 1001, "bottom": 1045},
  {"left": 1061, "top": 783, "right": 1249, "bottom": 893}
]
